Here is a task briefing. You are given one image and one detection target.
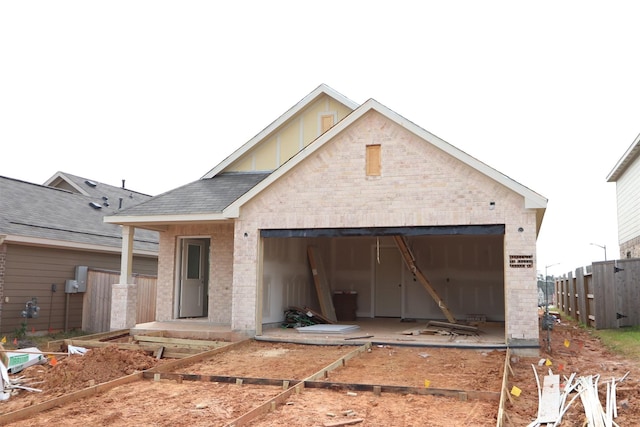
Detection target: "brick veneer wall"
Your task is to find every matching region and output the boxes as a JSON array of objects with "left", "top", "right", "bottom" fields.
[
  {"left": 235, "top": 110, "right": 539, "bottom": 346},
  {"left": 155, "top": 223, "right": 234, "bottom": 323},
  {"left": 620, "top": 235, "right": 640, "bottom": 259}
]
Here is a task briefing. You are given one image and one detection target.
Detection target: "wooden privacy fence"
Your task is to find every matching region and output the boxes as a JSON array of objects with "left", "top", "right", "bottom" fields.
[
  {"left": 555, "top": 259, "right": 640, "bottom": 329},
  {"left": 82, "top": 269, "right": 157, "bottom": 333}
]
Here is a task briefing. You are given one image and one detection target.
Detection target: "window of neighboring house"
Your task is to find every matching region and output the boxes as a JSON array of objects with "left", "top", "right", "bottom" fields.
[
  {"left": 320, "top": 114, "right": 334, "bottom": 134},
  {"left": 366, "top": 144, "right": 381, "bottom": 176}
]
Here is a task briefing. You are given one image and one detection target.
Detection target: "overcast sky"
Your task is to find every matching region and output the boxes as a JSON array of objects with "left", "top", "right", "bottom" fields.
[{"left": 2, "top": 1, "right": 639, "bottom": 276}]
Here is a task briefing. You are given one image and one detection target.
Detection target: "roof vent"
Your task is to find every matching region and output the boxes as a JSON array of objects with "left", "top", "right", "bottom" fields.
[
  {"left": 85, "top": 180, "right": 97, "bottom": 187},
  {"left": 89, "top": 202, "right": 102, "bottom": 209}
]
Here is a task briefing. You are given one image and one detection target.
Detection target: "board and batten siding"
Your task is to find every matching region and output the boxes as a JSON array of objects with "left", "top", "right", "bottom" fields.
[
  {"left": 1, "top": 244, "right": 157, "bottom": 335},
  {"left": 616, "top": 156, "right": 640, "bottom": 245}
]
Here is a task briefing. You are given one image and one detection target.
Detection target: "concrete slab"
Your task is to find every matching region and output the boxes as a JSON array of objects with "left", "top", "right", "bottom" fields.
[
  {"left": 130, "top": 318, "right": 513, "bottom": 349},
  {"left": 260, "top": 318, "right": 509, "bottom": 348}
]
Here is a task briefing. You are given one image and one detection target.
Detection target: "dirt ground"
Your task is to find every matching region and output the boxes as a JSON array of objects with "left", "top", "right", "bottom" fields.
[
  {"left": 506, "top": 315, "right": 640, "bottom": 426},
  {"left": 1, "top": 316, "right": 639, "bottom": 426}
]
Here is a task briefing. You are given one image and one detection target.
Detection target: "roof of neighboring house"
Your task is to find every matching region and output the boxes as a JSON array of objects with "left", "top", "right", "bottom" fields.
[
  {"left": 44, "top": 171, "right": 151, "bottom": 202},
  {"left": 0, "top": 174, "right": 158, "bottom": 254},
  {"left": 607, "top": 133, "right": 640, "bottom": 182},
  {"left": 107, "top": 85, "right": 547, "bottom": 233}
]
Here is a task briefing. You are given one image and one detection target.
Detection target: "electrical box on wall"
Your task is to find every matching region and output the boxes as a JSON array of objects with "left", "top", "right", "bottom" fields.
[
  {"left": 75, "top": 266, "right": 88, "bottom": 292},
  {"left": 65, "top": 279, "right": 78, "bottom": 293}
]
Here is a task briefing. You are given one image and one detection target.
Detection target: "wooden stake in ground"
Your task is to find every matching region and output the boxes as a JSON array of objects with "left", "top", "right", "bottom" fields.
[{"left": 323, "top": 418, "right": 364, "bottom": 427}]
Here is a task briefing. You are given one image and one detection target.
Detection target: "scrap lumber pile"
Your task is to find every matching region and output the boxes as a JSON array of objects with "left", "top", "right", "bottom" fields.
[
  {"left": 401, "top": 320, "right": 479, "bottom": 337},
  {"left": 526, "top": 366, "right": 629, "bottom": 427}
]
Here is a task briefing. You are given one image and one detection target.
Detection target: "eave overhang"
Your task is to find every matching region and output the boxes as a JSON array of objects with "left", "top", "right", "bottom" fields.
[
  {"left": 607, "top": 133, "right": 640, "bottom": 182},
  {"left": 0, "top": 233, "right": 157, "bottom": 257},
  {"left": 104, "top": 213, "right": 234, "bottom": 231}
]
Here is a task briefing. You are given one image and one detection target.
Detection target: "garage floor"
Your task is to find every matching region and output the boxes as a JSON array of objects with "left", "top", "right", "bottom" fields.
[{"left": 259, "top": 317, "right": 507, "bottom": 348}]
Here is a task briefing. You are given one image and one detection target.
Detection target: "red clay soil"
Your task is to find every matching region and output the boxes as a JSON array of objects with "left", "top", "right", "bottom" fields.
[
  {"left": 1, "top": 317, "right": 639, "bottom": 426},
  {"left": 185, "top": 340, "right": 356, "bottom": 379}
]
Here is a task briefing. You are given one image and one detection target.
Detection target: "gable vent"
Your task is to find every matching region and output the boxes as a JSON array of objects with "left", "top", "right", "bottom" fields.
[{"left": 89, "top": 202, "right": 102, "bottom": 209}]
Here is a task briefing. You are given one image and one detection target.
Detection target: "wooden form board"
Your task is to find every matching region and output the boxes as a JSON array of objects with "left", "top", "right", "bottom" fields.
[
  {"left": 393, "top": 236, "right": 456, "bottom": 323},
  {"left": 307, "top": 246, "right": 337, "bottom": 322}
]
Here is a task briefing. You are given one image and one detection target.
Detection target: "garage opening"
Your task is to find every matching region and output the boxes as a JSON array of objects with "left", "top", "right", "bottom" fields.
[{"left": 259, "top": 225, "right": 505, "bottom": 331}]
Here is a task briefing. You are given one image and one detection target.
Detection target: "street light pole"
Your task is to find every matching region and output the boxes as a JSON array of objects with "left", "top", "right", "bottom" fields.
[
  {"left": 544, "top": 263, "right": 560, "bottom": 308},
  {"left": 589, "top": 243, "right": 607, "bottom": 261}
]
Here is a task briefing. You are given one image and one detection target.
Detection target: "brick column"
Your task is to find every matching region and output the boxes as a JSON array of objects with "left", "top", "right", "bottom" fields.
[
  {"left": 110, "top": 226, "right": 137, "bottom": 330},
  {"left": 110, "top": 283, "right": 137, "bottom": 330}
]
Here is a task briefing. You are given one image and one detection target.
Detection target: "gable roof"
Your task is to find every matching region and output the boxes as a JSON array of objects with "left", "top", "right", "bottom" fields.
[
  {"left": 201, "top": 84, "right": 359, "bottom": 178},
  {"left": 106, "top": 86, "right": 547, "bottom": 234},
  {"left": 44, "top": 171, "right": 151, "bottom": 204},
  {"left": 222, "top": 98, "right": 547, "bottom": 233},
  {"left": 607, "top": 133, "right": 640, "bottom": 182},
  {"left": 0, "top": 174, "right": 158, "bottom": 254}
]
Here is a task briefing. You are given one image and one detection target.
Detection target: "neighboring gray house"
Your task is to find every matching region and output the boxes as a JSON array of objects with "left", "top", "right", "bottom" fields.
[
  {"left": 607, "top": 134, "right": 640, "bottom": 259},
  {"left": 107, "top": 84, "right": 547, "bottom": 350},
  {"left": 0, "top": 172, "right": 158, "bottom": 335}
]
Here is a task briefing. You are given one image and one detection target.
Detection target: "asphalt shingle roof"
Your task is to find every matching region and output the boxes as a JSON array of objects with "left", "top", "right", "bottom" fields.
[
  {"left": 0, "top": 175, "right": 158, "bottom": 252},
  {"left": 116, "top": 172, "right": 271, "bottom": 216}
]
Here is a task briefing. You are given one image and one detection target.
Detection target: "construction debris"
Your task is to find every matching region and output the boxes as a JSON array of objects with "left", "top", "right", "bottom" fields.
[
  {"left": 0, "top": 345, "right": 48, "bottom": 374},
  {"left": 0, "top": 349, "right": 43, "bottom": 400},
  {"left": 400, "top": 320, "right": 480, "bottom": 337},
  {"left": 282, "top": 307, "right": 320, "bottom": 328},
  {"left": 526, "top": 366, "right": 630, "bottom": 427},
  {"left": 323, "top": 418, "right": 364, "bottom": 427},
  {"left": 67, "top": 344, "right": 88, "bottom": 355},
  {"left": 283, "top": 306, "right": 336, "bottom": 328}
]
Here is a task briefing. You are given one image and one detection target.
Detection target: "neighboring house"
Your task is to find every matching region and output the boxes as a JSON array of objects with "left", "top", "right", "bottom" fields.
[
  {"left": 106, "top": 84, "right": 547, "bottom": 349},
  {"left": 0, "top": 172, "right": 158, "bottom": 335},
  {"left": 607, "top": 133, "right": 640, "bottom": 259}
]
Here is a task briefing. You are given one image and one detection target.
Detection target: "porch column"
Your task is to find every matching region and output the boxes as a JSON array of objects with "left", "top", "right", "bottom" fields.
[{"left": 110, "top": 225, "right": 137, "bottom": 330}]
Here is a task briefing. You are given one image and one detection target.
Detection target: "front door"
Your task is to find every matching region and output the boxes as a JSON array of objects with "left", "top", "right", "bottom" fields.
[
  {"left": 179, "top": 239, "right": 207, "bottom": 317},
  {"left": 374, "top": 246, "right": 403, "bottom": 317}
]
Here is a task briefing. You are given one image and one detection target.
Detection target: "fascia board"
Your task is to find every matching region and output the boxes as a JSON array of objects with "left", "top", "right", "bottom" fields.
[
  {"left": 607, "top": 133, "right": 640, "bottom": 182},
  {"left": 224, "top": 98, "right": 547, "bottom": 217},
  {"left": 104, "top": 213, "right": 231, "bottom": 225},
  {"left": 1, "top": 234, "right": 157, "bottom": 256},
  {"left": 201, "top": 84, "right": 359, "bottom": 179}
]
